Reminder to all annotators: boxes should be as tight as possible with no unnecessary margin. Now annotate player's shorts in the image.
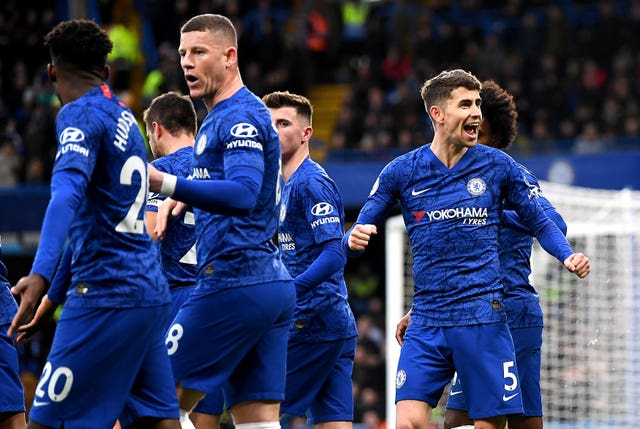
[511,326,543,417]
[168,280,296,409]
[0,323,25,413]
[169,285,225,416]
[446,326,542,418]
[281,337,357,424]
[29,305,178,429]
[395,322,523,419]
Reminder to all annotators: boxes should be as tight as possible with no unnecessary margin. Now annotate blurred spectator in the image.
[573,121,608,154]
[0,138,21,186]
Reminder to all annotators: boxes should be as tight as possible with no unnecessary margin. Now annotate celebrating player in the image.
[263,91,358,429]
[148,14,295,429]
[345,69,590,429]
[396,80,564,429]
[8,19,179,429]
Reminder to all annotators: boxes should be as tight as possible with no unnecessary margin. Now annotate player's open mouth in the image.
[464,123,479,137]
[185,75,198,84]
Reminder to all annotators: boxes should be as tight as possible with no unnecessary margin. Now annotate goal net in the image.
[385,181,640,428]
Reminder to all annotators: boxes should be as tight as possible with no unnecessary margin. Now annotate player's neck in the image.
[282,150,309,182]
[203,73,244,111]
[430,138,469,168]
[161,135,194,156]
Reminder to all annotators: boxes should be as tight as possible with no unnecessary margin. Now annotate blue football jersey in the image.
[356,144,572,327]
[0,238,18,325]
[50,85,169,308]
[147,147,197,288]
[190,87,290,289]
[499,165,556,329]
[278,157,357,341]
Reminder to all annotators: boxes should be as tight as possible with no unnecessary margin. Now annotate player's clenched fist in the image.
[563,252,590,278]
[347,224,377,251]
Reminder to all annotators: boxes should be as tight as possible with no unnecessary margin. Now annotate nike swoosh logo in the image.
[503,392,520,402]
[32,398,50,407]
[449,391,463,396]
[411,187,432,196]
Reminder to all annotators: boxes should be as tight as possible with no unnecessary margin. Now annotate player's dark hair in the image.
[44,19,113,73]
[143,92,197,136]
[262,91,313,125]
[480,80,518,150]
[181,14,237,47]
[420,69,481,110]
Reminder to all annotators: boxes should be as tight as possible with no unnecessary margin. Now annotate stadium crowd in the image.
[0,0,633,427]
[3,0,640,186]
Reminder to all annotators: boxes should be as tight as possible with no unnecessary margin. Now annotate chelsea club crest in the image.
[466,177,486,196]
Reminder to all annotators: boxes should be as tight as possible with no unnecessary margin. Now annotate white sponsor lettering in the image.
[56,143,90,159]
[191,168,211,179]
[424,207,488,222]
[225,140,263,151]
[310,216,340,228]
[279,232,294,242]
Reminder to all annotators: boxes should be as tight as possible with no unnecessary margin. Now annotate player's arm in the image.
[505,163,589,278]
[149,163,261,215]
[13,245,72,343]
[395,309,411,346]
[343,164,401,257]
[8,168,86,336]
[295,239,346,292]
[146,191,164,241]
[502,205,567,236]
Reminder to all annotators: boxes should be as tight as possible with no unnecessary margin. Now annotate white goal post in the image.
[385,181,640,428]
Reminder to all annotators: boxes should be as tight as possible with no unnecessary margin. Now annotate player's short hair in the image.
[480,80,518,150]
[262,91,313,126]
[181,14,237,47]
[143,92,197,137]
[44,19,113,73]
[420,69,481,111]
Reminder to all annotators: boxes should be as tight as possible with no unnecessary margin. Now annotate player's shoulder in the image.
[296,158,340,192]
[515,161,540,185]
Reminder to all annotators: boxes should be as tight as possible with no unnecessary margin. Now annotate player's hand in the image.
[563,253,590,278]
[7,274,47,337]
[395,311,411,346]
[148,164,163,193]
[13,295,57,343]
[348,224,377,251]
[154,198,187,239]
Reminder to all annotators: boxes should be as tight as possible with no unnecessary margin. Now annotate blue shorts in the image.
[281,337,357,424]
[170,285,224,415]
[446,326,542,418]
[511,326,542,417]
[0,323,25,413]
[30,306,178,429]
[168,281,296,409]
[396,322,523,419]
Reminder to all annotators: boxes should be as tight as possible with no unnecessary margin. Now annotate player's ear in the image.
[224,47,237,68]
[103,65,110,81]
[153,121,163,139]
[302,125,313,144]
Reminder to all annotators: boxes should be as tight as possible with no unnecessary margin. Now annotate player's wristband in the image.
[160,173,177,197]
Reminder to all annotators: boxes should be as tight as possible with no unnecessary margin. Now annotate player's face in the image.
[441,87,481,148]
[270,106,311,162]
[179,30,227,103]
